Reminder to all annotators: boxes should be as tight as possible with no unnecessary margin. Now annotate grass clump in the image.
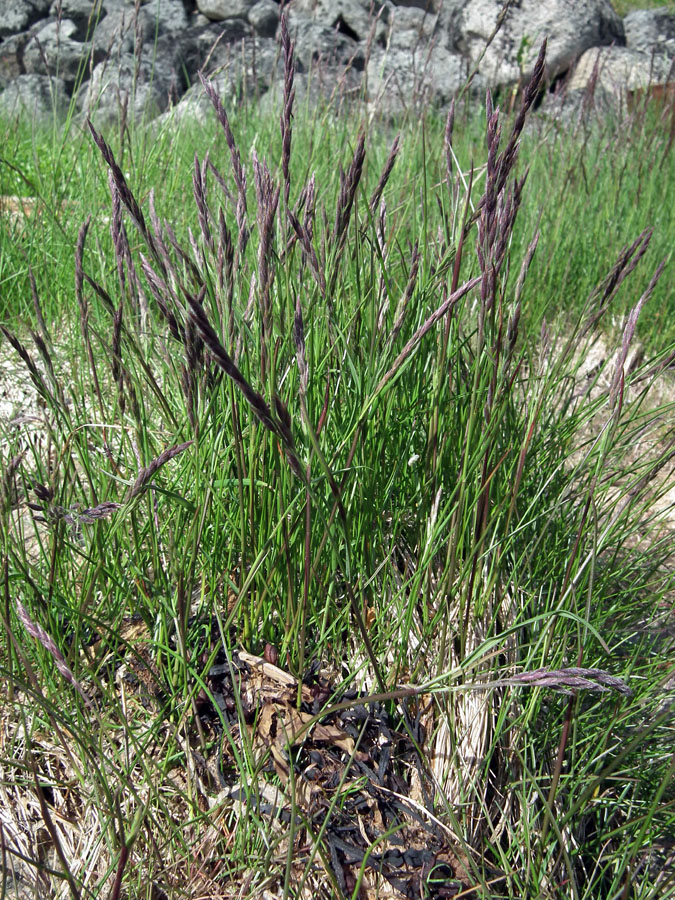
[513,96,675,350]
[612,1,675,15]
[1,21,674,900]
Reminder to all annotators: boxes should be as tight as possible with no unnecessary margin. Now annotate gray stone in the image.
[137,0,190,35]
[0,72,69,121]
[247,0,279,38]
[159,36,279,125]
[197,0,256,21]
[80,47,180,126]
[0,1,51,39]
[0,0,671,130]
[90,7,136,55]
[172,20,255,82]
[624,9,675,60]
[439,0,624,86]
[291,23,365,74]
[88,0,189,48]
[258,65,364,117]
[367,42,468,115]
[149,25,253,93]
[394,0,441,9]
[49,0,107,35]
[190,13,211,29]
[548,43,675,125]
[23,18,103,85]
[287,0,392,44]
[0,31,31,80]
[66,1,190,66]
[386,4,437,48]
[568,45,673,100]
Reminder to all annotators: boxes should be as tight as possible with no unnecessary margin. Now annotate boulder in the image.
[48,0,107,34]
[135,0,190,35]
[167,20,255,82]
[439,0,624,86]
[0,31,32,81]
[624,9,675,60]
[568,45,673,102]
[287,0,392,44]
[90,8,136,56]
[386,3,438,48]
[540,41,675,128]
[0,0,670,131]
[367,42,469,116]
[90,1,195,57]
[80,47,181,126]
[197,0,256,21]
[23,18,104,86]
[258,65,364,118]
[0,72,69,121]
[157,35,279,126]
[290,23,365,74]
[197,26,277,87]
[247,0,280,38]
[0,1,51,40]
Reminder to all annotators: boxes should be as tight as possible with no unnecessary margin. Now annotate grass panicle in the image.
[14,599,92,709]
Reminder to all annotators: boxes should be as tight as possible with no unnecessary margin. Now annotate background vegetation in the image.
[612,1,675,15]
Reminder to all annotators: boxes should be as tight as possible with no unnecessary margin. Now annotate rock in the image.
[180,22,268,88]
[386,4,438,48]
[0,0,51,40]
[88,0,189,54]
[155,35,279,126]
[0,72,69,122]
[90,8,136,56]
[0,31,32,81]
[544,42,675,128]
[257,65,364,117]
[367,42,469,116]
[290,23,365,74]
[248,0,279,39]
[287,0,392,44]
[190,13,212,29]
[81,48,180,126]
[173,20,255,80]
[48,0,107,34]
[568,45,673,105]
[23,18,104,86]
[135,0,190,35]
[624,9,675,59]
[145,21,257,94]
[439,0,624,86]
[197,0,256,22]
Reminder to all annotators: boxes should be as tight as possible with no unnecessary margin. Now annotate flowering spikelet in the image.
[193,152,215,255]
[369,133,400,215]
[88,119,159,259]
[126,441,193,501]
[16,600,92,709]
[501,666,632,696]
[199,73,249,257]
[280,13,295,208]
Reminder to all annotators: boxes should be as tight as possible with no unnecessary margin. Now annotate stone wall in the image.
[0,1,673,125]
